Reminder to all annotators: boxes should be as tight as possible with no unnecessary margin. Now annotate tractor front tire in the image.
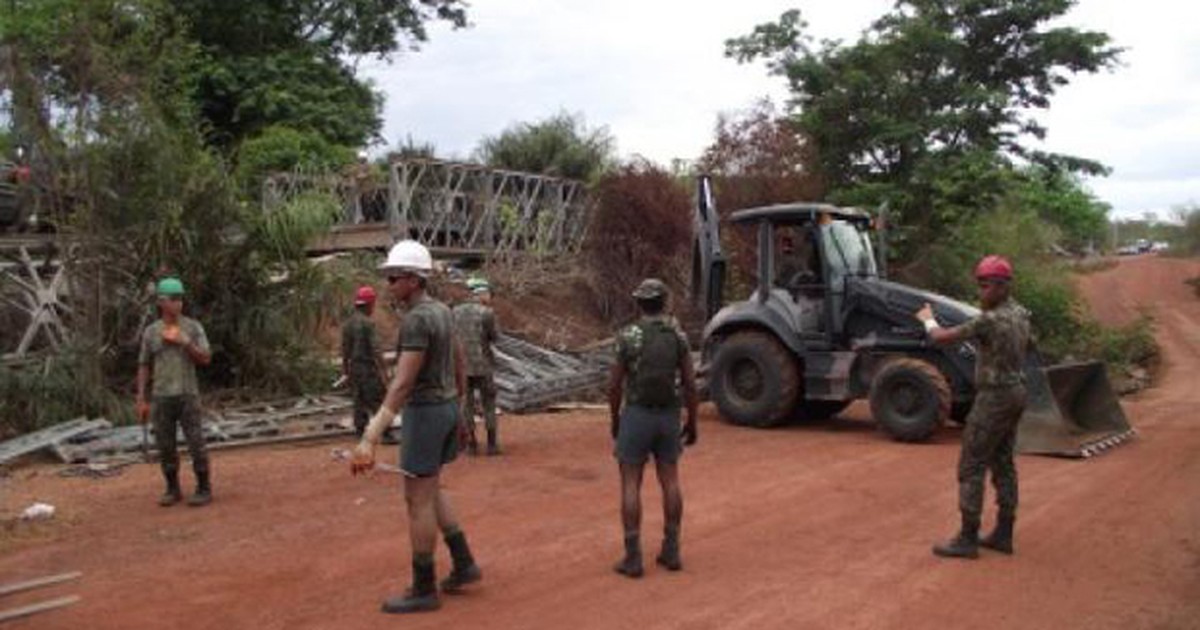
[869,358,951,442]
[710,331,799,428]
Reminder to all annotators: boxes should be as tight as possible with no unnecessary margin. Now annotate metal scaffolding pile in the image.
[0,339,614,465]
[494,334,611,413]
[0,396,353,465]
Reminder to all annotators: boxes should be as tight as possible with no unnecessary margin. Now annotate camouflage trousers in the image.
[958,385,1026,522]
[153,395,208,477]
[462,375,497,434]
[350,374,386,437]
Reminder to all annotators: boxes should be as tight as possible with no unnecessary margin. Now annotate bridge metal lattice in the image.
[0,239,72,362]
[264,158,592,256]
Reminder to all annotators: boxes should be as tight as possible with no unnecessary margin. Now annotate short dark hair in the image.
[637,296,665,315]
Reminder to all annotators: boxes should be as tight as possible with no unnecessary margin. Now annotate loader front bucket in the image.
[1016,360,1135,458]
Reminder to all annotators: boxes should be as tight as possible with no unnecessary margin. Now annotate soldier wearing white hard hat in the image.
[350,240,482,613]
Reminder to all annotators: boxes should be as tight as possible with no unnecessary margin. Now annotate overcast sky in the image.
[361,0,1199,220]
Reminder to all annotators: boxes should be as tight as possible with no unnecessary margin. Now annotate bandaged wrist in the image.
[363,405,398,445]
[923,318,939,333]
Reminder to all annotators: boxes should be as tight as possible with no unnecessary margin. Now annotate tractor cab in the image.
[729,204,878,342]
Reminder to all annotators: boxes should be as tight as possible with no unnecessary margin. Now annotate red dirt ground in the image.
[2,255,1199,629]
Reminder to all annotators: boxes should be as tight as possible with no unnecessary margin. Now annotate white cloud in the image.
[362,0,1198,217]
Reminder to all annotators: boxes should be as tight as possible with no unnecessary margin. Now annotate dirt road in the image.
[3,255,1199,629]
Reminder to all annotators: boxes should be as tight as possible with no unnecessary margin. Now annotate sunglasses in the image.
[387,273,416,284]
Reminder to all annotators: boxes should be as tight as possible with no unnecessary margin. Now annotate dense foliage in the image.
[476,112,616,183]
[726,0,1120,263]
[0,0,460,433]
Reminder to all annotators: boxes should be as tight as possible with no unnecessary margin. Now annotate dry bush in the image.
[697,101,826,298]
[584,160,693,323]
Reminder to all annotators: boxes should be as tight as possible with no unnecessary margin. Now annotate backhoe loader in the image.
[691,176,1133,457]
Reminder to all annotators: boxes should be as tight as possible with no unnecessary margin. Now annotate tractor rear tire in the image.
[710,331,799,428]
[869,358,951,442]
[795,400,852,422]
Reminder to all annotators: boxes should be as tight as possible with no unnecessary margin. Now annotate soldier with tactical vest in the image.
[917,255,1031,559]
[351,240,482,614]
[136,277,214,507]
[452,277,500,455]
[609,278,699,578]
[341,285,395,443]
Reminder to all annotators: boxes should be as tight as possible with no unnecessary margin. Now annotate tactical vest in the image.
[625,319,683,409]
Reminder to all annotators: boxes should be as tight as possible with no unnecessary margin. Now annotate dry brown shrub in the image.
[584,159,693,323]
[697,101,826,297]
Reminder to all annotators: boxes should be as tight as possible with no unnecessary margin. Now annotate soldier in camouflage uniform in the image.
[452,277,500,455]
[609,278,699,578]
[917,255,1031,558]
[341,285,394,443]
[136,277,214,507]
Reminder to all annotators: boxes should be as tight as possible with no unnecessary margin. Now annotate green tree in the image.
[0,0,360,430]
[726,1,1122,259]
[234,125,356,193]
[1014,166,1110,251]
[476,112,616,182]
[172,0,468,149]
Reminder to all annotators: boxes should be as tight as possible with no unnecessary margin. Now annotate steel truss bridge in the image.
[263,158,592,258]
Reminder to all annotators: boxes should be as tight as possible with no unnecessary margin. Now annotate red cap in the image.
[974,255,1013,281]
[354,285,377,305]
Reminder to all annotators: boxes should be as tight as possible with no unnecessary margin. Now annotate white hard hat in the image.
[380,240,433,275]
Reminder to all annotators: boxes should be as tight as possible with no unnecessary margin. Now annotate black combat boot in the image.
[656,527,682,571]
[932,515,980,559]
[187,468,212,507]
[439,529,482,593]
[613,534,644,578]
[979,514,1015,554]
[486,429,502,456]
[382,554,441,614]
[159,467,182,507]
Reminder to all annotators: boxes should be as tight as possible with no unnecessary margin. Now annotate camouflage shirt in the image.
[452,301,498,377]
[138,317,210,398]
[957,297,1031,388]
[397,295,458,404]
[341,312,384,385]
[617,315,689,408]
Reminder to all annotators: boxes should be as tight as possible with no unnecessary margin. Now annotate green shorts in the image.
[614,405,682,466]
[399,400,459,477]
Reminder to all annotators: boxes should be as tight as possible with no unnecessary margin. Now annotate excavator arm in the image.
[692,175,726,322]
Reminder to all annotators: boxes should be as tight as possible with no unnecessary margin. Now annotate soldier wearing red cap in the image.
[342,285,394,442]
[916,255,1031,559]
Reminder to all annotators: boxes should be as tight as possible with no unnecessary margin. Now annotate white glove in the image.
[363,405,398,445]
